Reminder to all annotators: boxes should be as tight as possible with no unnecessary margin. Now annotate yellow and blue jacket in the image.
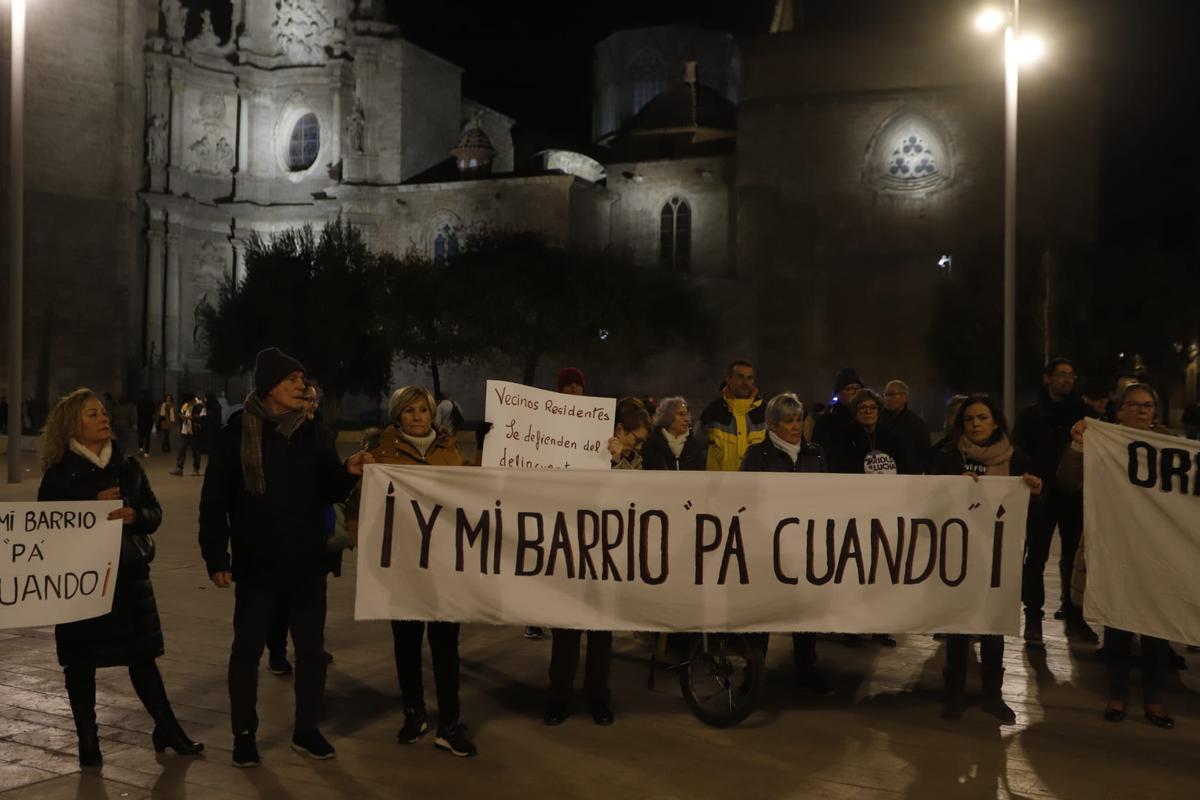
[700,389,766,471]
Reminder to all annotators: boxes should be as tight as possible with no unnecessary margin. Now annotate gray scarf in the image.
[241,392,306,495]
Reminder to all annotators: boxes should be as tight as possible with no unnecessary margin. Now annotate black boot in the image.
[981,667,1016,724]
[941,668,967,720]
[65,666,102,768]
[129,661,204,755]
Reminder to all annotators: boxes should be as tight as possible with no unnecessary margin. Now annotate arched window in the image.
[866,111,953,193]
[287,113,320,171]
[433,223,459,263]
[659,197,691,270]
[630,48,667,116]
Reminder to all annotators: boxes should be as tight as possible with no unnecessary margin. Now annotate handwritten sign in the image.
[482,380,616,471]
[356,465,1030,634]
[0,502,122,629]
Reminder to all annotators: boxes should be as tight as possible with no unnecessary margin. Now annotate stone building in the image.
[3,0,1110,421]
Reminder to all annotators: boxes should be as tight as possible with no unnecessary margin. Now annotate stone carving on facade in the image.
[161,0,186,46]
[347,98,366,154]
[274,0,343,63]
[188,10,224,54]
[185,92,234,175]
[147,115,168,166]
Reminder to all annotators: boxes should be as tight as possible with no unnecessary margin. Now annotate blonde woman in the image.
[38,389,202,768]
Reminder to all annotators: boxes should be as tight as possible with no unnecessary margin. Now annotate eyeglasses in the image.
[1051,372,1077,381]
[1121,401,1155,411]
[856,404,880,413]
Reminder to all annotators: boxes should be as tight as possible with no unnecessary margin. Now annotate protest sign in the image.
[0,501,123,629]
[355,465,1029,634]
[481,380,616,470]
[1082,420,1200,645]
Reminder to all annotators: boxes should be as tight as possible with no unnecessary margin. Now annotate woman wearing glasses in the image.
[1063,382,1176,729]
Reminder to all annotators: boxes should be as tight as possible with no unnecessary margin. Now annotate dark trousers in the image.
[160,429,171,452]
[754,632,818,672]
[945,634,1004,692]
[549,629,612,704]
[65,660,179,734]
[1104,627,1169,705]
[176,434,201,472]
[267,602,289,656]
[228,576,327,735]
[138,426,153,453]
[1022,494,1083,616]
[391,620,461,723]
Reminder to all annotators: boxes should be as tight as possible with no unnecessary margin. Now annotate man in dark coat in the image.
[881,379,931,475]
[1012,356,1093,645]
[199,347,371,767]
[810,367,862,455]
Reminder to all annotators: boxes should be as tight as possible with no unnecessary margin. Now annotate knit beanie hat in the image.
[833,367,863,393]
[254,347,306,398]
[556,367,587,393]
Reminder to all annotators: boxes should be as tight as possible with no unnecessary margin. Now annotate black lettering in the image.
[939,519,969,587]
[577,510,600,580]
[515,512,545,576]
[718,516,748,585]
[493,501,504,575]
[773,518,800,585]
[835,519,865,584]
[694,514,722,585]
[455,508,490,574]
[1160,448,1191,494]
[412,501,443,569]
[990,513,1006,588]
[806,520,835,585]
[546,512,576,578]
[638,511,669,585]
[79,571,99,595]
[1128,441,1156,487]
[626,504,636,581]
[869,518,905,584]
[905,518,938,584]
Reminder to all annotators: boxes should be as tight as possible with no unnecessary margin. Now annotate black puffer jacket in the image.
[38,442,164,668]
[199,411,355,585]
[641,427,707,471]
[739,437,828,473]
[829,424,908,475]
[1012,389,1088,495]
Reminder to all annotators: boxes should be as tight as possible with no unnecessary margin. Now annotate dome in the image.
[451,120,496,178]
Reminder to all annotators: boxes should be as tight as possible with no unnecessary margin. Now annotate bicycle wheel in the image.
[679,633,765,727]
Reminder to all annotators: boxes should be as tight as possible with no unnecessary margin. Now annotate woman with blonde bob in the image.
[348,385,476,757]
[38,389,202,768]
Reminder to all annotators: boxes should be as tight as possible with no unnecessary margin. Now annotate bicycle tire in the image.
[678,633,765,727]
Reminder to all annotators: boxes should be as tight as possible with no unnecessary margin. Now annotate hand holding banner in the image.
[481,380,616,471]
[0,501,123,629]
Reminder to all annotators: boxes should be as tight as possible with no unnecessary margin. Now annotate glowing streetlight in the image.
[974,0,1046,426]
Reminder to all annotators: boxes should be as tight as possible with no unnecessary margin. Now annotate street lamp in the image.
[975,1,1044,426]
[7,0,26,483]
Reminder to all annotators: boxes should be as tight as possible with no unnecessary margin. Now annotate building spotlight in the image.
[1016,34,1046,64]
[975,8,1006,33]
[937,254,953,273]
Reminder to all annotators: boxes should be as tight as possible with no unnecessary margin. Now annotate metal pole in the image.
[7,0,26,483]
[1002,16,1018,427]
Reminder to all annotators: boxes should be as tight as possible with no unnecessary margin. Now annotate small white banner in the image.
[1082,420,1200,645]
[355,465,1030,634]
[481,380,616,471]
[0,502,123,629]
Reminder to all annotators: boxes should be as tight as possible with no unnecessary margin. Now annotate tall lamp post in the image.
[7,0,26,483]
[976,3,1044,425]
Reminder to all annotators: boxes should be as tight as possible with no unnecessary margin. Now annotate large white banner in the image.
[0,502,123,629]
[1082,421,1200,645]
[355,465,1030,634]
[481,380,616,471]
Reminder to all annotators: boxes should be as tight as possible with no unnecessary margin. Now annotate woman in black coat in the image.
[929,393,1042,723]
[739,392,834,696]
[640,396,707,471]
[829,388,909,475]
[38,389,202,768]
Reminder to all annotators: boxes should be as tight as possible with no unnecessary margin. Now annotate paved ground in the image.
[2,447,1198,799]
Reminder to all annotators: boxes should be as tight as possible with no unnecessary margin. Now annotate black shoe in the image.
[1023,615,1044,647]
[1065,615,1099,644]
[543,700,568,726]
[1167,648,1187,671]
[982,695,1016,724]
[589,700,615,726]
[1053,604,1067,620]
[434,721,477,757]
[291,729,336,760]
[152,723,204,755]
[78,730,102,768]
[872,634,898,647]
[524,626,544,640]
[232,732,261,767]
[169,468,183,476]
[268,652,293,676]
[1144,709,1175,729]
[797,669,834,696]
[397,708,429,744]
[323,650,334,665]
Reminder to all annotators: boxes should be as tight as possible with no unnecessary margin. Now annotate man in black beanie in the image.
[200,346,372,767]
[810,367,863,454]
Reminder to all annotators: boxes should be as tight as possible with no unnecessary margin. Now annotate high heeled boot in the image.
[128,661,204,755]
[64,666,102,768]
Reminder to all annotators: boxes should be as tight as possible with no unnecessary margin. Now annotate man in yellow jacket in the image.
[700,360,766,471]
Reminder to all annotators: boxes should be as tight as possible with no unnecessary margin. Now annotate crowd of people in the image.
[32,347,1193,770]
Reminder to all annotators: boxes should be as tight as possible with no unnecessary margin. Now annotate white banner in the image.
[1082,420,1200,645]
[0,502,123,629]
[355,465,1030,634]
[481,380,616,471]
